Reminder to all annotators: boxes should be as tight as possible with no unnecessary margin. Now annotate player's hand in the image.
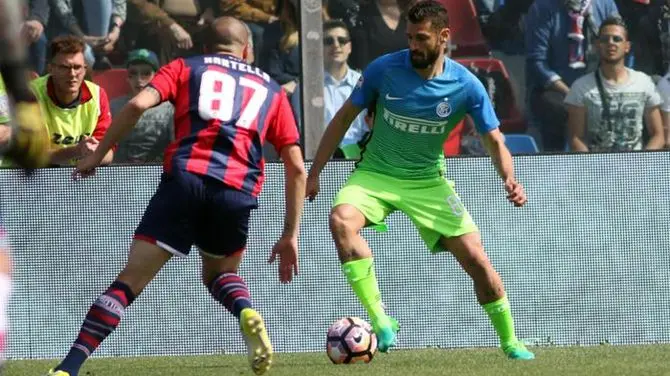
[268,235,299,283]
[5,101,50,171]
[504,178,526,207]
[305,173,320,202]
[72,149,103,180]
[76,136,99,157]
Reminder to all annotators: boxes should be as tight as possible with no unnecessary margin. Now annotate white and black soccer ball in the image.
[326,316,377,364]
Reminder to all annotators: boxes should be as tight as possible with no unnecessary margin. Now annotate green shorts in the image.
[333,169,479,252]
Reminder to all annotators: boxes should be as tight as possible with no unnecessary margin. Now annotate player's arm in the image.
[309,57,383,181]
[309,99,363,176]
[94,86,162,159]
[481,129,515,183]
[566,104,589,152]
[467,76,513,181]
[280,144,307,239]
[266,90,306,282]
[266,91,307,239]
[468,74,526,206]
[481,129,526,206]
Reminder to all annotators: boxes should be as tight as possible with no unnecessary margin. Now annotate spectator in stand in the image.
[215,0,278,69]
[33,36,114,166]
[633,0,670,79]
[111,49,174,164]
[565,17,665,152]
[349,0,409,71]
[22,0,51,75]
[525,0,619,151]
[322,20,369,159]
[264,0,303,132]
[126,0,213,65]
[47,0,127,70]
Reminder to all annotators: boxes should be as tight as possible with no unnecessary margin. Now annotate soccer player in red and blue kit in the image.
[48,17,306,376]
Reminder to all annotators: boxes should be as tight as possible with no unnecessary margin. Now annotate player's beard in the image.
[410,45,441,69]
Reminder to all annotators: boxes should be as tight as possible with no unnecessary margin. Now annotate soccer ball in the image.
[326,317,377,364]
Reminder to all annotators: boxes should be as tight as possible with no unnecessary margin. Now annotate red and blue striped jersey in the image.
[149,54,300,197]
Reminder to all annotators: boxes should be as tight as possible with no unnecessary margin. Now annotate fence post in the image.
[299,0,325,159]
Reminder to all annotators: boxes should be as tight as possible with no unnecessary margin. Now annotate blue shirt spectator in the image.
[525,0,619,92]
[324,69,369,148]
[322,19,370,159]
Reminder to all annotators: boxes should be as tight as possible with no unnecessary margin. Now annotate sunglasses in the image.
[323,36,350,46]
[598,35,625,43]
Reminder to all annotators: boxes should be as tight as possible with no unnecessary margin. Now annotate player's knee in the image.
[329,207,360,240]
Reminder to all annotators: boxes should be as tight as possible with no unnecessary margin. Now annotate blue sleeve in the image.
[349,56,386,109]
[524,1,559,88]
[467,75,500,134]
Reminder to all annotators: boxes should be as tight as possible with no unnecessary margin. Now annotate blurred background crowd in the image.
[1,0,669,167]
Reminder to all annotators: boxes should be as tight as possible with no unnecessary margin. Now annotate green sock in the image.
[341,258,388,326]
[482,295,518,347]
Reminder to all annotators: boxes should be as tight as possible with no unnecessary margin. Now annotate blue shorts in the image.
[134,170,258,258]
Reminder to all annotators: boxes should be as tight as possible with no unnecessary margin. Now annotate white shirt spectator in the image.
[324,68,369,147]
[565,68,662,151]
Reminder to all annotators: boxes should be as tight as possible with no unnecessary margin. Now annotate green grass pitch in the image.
[7,345,670,376]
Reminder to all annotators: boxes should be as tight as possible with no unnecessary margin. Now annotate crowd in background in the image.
[1,0,670,167]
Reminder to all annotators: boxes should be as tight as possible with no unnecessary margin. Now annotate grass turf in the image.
[7,345,670,376]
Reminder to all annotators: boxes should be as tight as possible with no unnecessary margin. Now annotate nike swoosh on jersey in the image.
[385,93,403,100]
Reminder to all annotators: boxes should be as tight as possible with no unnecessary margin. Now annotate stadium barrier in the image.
[2,152,669,359]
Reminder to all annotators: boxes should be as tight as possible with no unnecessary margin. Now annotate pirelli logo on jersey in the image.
[382,108,446,135]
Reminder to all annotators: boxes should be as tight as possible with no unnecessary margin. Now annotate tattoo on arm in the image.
[143,86,162,108]
[145,86,161,101]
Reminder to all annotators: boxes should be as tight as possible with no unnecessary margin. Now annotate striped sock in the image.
[209,273,252,318]
[56,281,135,376]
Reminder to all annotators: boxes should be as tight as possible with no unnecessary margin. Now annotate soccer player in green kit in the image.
[306,0,534,360]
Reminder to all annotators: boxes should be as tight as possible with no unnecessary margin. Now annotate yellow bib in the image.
[0,75,10,124]
[31,75,101,149]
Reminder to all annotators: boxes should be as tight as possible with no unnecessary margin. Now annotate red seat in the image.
[455,57,526,133]
[92,69,131,100]
[438,0,490,57]
[443,119,465,156]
